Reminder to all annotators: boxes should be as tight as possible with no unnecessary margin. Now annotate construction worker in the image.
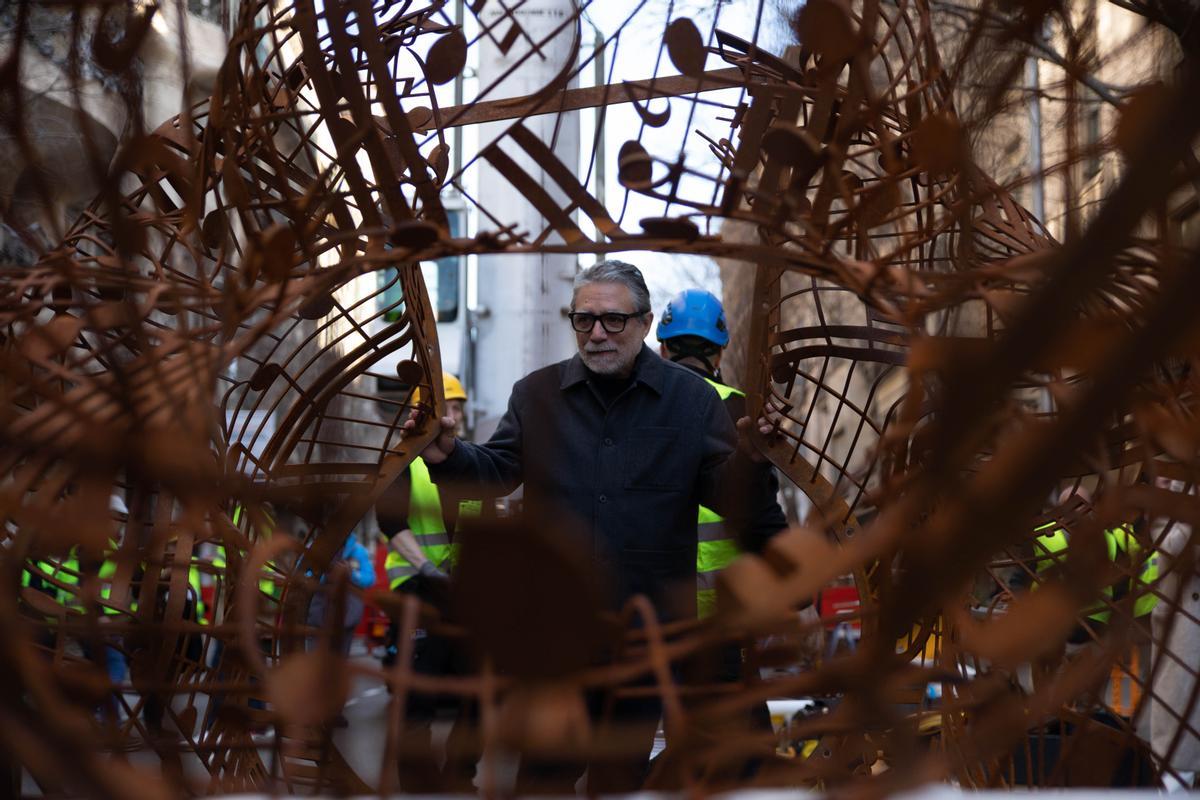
[376,371,478,792]
[379,371,474,596]
[28,493,135,720]
[655,288,786,784]
[305,530,375,660]
[657,288,787,617]
[1033,517,1160,629]
[200,502,282,733]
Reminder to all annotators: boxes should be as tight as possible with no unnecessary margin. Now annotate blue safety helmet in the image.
[655,288,729,347]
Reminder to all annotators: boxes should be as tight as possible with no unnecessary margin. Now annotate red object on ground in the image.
[817,585,861,630]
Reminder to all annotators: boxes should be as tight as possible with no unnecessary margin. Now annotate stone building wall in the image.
[1,0,227,262]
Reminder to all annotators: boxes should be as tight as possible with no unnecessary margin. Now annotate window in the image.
[378,207,465,323]
[1084,105,1102,180]
[434,208,465,323]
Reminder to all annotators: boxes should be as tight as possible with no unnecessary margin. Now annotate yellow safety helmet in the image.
[413,371,468,403]
[443,372,468,402]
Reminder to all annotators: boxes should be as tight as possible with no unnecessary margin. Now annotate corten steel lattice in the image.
[2,0,1200,794]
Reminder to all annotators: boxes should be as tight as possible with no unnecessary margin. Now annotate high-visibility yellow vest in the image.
[1033,521,1159,621]
[697,378,746,618]
[98,555,125,615]
[97,545,199,619]
[385,458,477,590]
[22,554,81,611]
[227,506,287,602]
[214,545,282,604]
[187,564,206,623]
[231,505,275,536]
[28,545,140,617]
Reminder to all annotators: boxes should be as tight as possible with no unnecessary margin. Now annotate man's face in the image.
[446,398,466,435]
[573,282,652,377]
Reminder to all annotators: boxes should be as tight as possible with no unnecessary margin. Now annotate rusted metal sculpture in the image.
[2,0,1199,794]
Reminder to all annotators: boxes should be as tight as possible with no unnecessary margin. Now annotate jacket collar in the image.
[560,345,665,395]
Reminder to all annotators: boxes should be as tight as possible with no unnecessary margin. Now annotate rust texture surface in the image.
[1,0,1199,794]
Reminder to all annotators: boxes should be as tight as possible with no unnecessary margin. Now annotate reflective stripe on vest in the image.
[230,506,280,600]
[95,534,141,615]
[214,545,284,601]
[695,378,747,618]
[385,532,455,589]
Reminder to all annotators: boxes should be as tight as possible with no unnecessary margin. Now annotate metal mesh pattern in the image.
[1,0,1199,793]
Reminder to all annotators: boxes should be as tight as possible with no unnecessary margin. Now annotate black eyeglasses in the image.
[568,310,649,334]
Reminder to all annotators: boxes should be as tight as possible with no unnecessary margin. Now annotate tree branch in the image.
[929,0,1138,104]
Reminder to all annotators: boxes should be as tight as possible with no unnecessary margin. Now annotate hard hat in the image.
[656,288,729,347]
[442,372,467,402]
[413,371,468,403]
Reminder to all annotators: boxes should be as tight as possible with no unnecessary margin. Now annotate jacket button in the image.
[599,494,608,503]
[603,438,613,446]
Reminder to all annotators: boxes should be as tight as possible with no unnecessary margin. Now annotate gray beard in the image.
[580,349,635,377]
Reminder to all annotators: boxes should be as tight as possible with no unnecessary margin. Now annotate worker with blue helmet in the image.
[656,286,785,615]
[655,288,730,378]
[656,286,785,777]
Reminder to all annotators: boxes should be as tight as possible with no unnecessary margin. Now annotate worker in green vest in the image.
[1033,517,1160,627]
[200,503,281,729]
[655,288,787,782]
[379,372,475,593]
[22,553,81,609]
[375,371,479,792]
[656,288,787,618]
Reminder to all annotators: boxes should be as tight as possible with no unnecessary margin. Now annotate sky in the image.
[579,0,796,322]
[407,0,800,334]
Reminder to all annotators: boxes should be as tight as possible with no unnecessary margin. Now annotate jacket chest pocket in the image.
[622,427,684,491]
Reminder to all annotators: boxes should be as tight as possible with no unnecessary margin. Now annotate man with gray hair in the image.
[404,259,783,791]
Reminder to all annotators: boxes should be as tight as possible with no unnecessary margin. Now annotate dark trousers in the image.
[516,688,662,795]
[391,626,479,792]
[649,640,773,788]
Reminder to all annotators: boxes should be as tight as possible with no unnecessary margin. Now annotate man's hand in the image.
[736,399,784,464]
[402,409,458,465]
[388,528,427,567]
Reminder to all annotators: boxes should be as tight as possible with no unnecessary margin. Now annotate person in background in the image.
[375,372,479,791]
[656,287,787,617]
[379,372,473,600]
[655,288,787,783]
[305,532,375,658]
